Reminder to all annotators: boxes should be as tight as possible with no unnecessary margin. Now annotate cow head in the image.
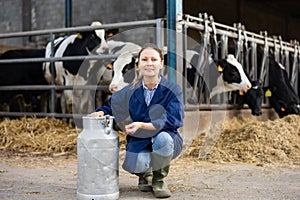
[265,87,300,118]
[109,52,138,93]
[210,54,252,98]
[239,81,263,116]
[266,57,300,118]
[217,55,252,91]
[87,21,109,54]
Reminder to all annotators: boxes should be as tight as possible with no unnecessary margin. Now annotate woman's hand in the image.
[90,111,104,117]
[125,122,157,134]
[125,122,143,134]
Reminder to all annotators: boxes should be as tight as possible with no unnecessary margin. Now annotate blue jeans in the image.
[122,131,182,173]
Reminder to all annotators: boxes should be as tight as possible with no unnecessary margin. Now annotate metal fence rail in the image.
[0,19,164,119]
[182,13,299,110]
[0,15,299,118]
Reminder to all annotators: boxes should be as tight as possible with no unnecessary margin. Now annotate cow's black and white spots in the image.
[105,40,142,55]
[236,81,264,116]
[43,21,108,114]
[108,51,138,93]
[104,40,142,94]
[265,55,300,118]
[74,40,142,115]
[208,54,252,98]
[107,50,252,101]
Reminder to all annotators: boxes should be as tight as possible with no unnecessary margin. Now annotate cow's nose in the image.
[99,46,109,54]
[96,46,109,54]
[244,84,252,91]
[109,84,118,93]
[102,46,109,54]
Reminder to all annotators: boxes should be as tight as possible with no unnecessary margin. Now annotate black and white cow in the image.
[104,40,142,55]
[74,40,142,115]
[264,55,300,118]
[208,54,252,98]
[43,21,109,114]
[236,80,264,116]
[108,50,252,100]
[97,40,142,100]
[0,48,48,112]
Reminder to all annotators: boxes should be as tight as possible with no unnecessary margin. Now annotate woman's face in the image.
[138,48,163,78]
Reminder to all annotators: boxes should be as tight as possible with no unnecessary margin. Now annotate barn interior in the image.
[0,2,299,199]
[0,0,299,117]
[155,0,300,43]
[1,0,300,50]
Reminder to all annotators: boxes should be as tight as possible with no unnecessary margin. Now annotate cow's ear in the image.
[215,59,225,72]
[77,33,83,39]
[78,31,92,39]
[105,28,119,38]
[107,63,113,69]
[217,65,223,72]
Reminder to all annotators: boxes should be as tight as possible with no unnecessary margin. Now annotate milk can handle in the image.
[102,115,111,134]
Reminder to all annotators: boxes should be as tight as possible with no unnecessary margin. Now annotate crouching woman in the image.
[91,43,184,198]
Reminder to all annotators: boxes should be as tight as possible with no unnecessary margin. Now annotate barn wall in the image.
[239,1,287,37]
[0,0,157,49]
[184,0,238,24]
[1,0,299,49]
[72,0,155,25]
[288,20,300,42]
[0,0,24,47]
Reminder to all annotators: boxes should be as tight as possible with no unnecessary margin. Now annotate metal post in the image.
[65,0,72,28]
[291,42,298,89]
[155,19,164,49]
[182,21,188,104]
[50,33,56,113]
[166,0,182,83]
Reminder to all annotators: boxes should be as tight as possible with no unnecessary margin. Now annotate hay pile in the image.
[184,115,300,166]
[1,115,300,167]
[0,117,79,155]
[0,117,127,155]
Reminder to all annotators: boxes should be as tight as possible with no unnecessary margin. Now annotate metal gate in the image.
[181,13,299,111]
[0,15,299,118]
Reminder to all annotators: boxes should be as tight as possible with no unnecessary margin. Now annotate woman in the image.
[92,43,184,198]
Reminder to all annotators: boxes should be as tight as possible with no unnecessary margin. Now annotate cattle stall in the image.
[181,13,300,114]
[0,19,165,120]
[0,15,299,120]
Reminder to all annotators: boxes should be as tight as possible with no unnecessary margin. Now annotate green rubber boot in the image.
[151,153,173,198]
[152,165,171,198]
[137,168,153,192]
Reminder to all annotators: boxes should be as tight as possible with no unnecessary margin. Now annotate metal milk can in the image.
[77,115,119,200]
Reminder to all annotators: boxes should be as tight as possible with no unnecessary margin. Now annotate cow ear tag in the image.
[217,65,223,72]
[107,63,113,69]
[107,32,114,38]
[77,33,83,39]
[281,107,286,111]
[239,90,244,96]
[265,89,272,97]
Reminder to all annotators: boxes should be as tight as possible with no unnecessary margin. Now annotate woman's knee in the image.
[122,150,151,173]
[152,132,174,156]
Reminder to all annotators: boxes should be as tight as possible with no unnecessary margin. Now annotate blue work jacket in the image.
[95,76,184,155]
